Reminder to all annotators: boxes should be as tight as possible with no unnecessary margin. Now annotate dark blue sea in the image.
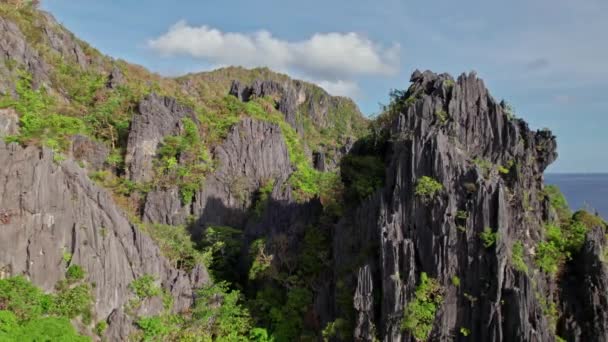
[545,173,608,219]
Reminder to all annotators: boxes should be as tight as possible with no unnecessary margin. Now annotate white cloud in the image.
[147,21,400,98]
[315,80,360,98]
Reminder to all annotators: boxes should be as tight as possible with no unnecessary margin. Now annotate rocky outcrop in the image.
[143,117,294,230]
[0,108,19,137]
[230,79,302,132]
[559,227,608,341]
[125,93,193,183]
[333,70,558,341]
[0,16,50,94]
[70,134,109,170]
[0,142,208,338]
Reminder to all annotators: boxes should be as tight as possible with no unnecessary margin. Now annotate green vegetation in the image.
[0,273,92,341]
[473,158,493,178]
[143,224,206,272]
[480,227,498,248]
[155,117,212,204]
[248,238,272,280]
[66,265,85,282]
[512,241,528,274]
[535,216,600,276]
[460,327,471,337]
[415,176,443,201]
[3,72,86,151]
[435,109,449,125]
[451,276,461,287]
[94,321,108,337]
[252,179,275,217]
[130,275,161,300]
[543,185,571,223]
[401,272,443,340]
[200,226,243,283]
[341,154,385,203]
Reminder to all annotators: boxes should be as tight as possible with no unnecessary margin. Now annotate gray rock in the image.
[125,93,192,183]
[0,142,208,337]
[70,134,109,170]
[559,227,608,341]
[0,16,51,93]
[107,66,125,89]
[0,108,19,137]
[333,70,558,341]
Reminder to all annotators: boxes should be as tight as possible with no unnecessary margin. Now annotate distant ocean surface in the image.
[545,173,608,219]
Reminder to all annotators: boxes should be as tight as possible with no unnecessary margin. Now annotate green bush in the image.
[155,117,212,204]
[512,241,528,273]
[415,176,443,201]
[0,276,91,341]
[4,72,86,151]
[0,314,90,342]
[51,283,92,321]
[200,226,243,283]
[435,109,448,125]
[341,155,385,203]
[543,185,571,223]
[480,227,498,248]
[136,316,171,341]
[248,238,272,281]
[193,282,252,339]
[66,265,85,282]
[451,276,460,287]
[94,321,108,337]
[144,224,206,272]
[401,272,443,340]
[129,275,161,299]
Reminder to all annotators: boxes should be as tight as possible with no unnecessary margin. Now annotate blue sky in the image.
[42,0,607,173]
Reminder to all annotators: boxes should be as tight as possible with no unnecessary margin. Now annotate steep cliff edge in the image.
[331,70,608,342]
[1,3,608,342]
[0,141,207,339]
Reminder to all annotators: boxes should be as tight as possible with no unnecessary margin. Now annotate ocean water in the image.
[545,173,608,219]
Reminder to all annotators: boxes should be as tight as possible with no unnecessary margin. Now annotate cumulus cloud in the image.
[147,21,400,97]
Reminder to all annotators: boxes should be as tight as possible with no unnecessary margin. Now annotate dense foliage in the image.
[401,272,443,340]
[0,269,93,341]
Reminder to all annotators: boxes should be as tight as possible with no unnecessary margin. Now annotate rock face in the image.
[0,142,208,338]
[143,117,294,230]
[230,79,302,132]
[559,227,608,341]
[333,70,559,341]
[0,16,50,94]
[125,93,193,183]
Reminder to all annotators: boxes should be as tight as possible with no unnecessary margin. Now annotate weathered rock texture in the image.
[143,116,294,230]
[125,93,192,182]
[559,226,608,342]
[0,142,208,339]
[333,70,560,341]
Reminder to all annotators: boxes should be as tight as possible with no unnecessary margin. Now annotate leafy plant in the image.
[415,176,443,201]
[341,154,385,203]
[4,72,86,151]
[512,241,528,273]
[249,238,273,280]
[66,265,85,282]
[451,276,461,287]
[435,109,449,125]
[401,272,443,340]
[129,275,161,299]
[95,321,108,337]
[480,227,498,248]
